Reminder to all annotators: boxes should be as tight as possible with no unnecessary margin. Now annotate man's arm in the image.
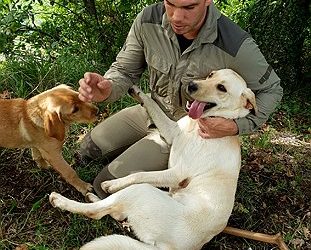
[104,11,146,103]
[231,37,283,135]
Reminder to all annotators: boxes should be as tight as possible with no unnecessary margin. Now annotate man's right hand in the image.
[78,72,112,102]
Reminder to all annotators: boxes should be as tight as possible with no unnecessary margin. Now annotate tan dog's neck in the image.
[26,97,46,128]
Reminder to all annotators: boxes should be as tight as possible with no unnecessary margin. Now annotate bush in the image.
[247,0,310,89]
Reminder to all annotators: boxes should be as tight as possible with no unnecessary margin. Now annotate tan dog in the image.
[50,69,257,249]
[0,84,98,195]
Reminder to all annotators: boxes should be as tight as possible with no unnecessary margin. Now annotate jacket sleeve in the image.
[231,37,283,135]
[104,11,146,103]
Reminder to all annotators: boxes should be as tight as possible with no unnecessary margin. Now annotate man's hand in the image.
[198,117,239,139]
[78,72,112,102]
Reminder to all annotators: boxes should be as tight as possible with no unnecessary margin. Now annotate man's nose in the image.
[172,8,184,22]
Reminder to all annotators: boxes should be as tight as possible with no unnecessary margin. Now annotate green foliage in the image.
[215,0,254,28]
[247,0,310,88]
[0,0,156,67]
[216,0,310,89]
[0,51,106,97]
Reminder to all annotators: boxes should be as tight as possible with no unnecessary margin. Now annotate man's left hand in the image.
[198,117,239,139]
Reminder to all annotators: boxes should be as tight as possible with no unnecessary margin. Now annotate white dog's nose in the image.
[187,81,198,94]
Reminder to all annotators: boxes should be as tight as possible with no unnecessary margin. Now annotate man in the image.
[78,0,283,198]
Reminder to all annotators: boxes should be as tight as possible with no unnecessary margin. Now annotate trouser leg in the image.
[94,131,169,198]
[79,104,170,198]
[80,104,149,162]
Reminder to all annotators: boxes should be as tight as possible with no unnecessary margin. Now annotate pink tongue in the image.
[188,100,206,119]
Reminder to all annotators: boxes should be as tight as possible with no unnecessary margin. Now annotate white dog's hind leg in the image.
[80,235,159,250]
[49,192,124,220]
[50,184,187,249]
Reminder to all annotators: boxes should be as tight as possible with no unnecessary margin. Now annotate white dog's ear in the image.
[242,88,258,115]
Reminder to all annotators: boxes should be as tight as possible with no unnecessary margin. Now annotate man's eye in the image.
[166,0,173,6]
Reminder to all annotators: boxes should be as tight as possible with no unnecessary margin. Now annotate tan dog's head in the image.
[186,69,257,119]
[35,85,98,141]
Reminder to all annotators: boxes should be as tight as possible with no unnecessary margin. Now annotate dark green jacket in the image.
[105,2,283,134]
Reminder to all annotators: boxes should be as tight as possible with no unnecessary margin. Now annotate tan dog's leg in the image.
[39,148,92,195]
[31,148,50,168]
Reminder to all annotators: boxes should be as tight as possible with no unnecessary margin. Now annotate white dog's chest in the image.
[169,120,241,177]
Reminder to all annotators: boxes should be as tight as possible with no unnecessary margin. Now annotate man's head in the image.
[164,0,212,39]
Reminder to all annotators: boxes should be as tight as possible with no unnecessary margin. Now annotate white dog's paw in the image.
[101,179,124,193]
[130,85,142,95]
[128,85,144,104]
[49,192,67,209]
[85,192,101,203]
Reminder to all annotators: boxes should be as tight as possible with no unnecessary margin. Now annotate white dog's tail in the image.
[80,234,159,250]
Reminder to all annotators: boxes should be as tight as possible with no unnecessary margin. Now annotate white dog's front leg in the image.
[131,86,179,145]
[102,168,180,193]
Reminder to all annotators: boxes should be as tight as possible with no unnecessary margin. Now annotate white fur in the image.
[50,69,257,249]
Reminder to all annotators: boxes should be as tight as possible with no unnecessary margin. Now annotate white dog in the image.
[50,69,257,249]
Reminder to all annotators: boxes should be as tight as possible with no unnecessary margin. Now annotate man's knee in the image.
[93,166,115,199]
[79,132,102,159]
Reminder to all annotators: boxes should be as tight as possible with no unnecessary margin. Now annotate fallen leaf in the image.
[303,227,310,239]
[291,238,305,248]
[0,90,11,99]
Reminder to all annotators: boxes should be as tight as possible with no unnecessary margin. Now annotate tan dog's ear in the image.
[44,111,65,141]
[242,88,258,115]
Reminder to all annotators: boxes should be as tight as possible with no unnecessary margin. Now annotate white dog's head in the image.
[186,69,257,119]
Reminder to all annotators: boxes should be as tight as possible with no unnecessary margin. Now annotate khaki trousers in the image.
[90,104,170,197]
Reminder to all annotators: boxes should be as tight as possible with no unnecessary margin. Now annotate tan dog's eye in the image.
[217,84,227,92]
[72,105,79,113]
[208,72,214,78]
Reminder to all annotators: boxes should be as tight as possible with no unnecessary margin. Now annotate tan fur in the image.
[0,84,98,195]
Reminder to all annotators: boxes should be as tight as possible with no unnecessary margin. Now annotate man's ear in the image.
[205,0,213,7]
[44,111,65,141]
[242,88,258,115]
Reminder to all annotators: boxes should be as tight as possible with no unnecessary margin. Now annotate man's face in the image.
[164,0,212,39]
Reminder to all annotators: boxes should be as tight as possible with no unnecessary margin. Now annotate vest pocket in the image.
[146,52,172,96]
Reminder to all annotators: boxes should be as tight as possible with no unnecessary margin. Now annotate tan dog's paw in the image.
[101,179,123,194]
[74,180,93,196]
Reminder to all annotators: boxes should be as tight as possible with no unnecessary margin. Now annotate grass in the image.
[0,57,310,249]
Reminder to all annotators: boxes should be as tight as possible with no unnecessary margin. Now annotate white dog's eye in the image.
[217,84,227,92]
